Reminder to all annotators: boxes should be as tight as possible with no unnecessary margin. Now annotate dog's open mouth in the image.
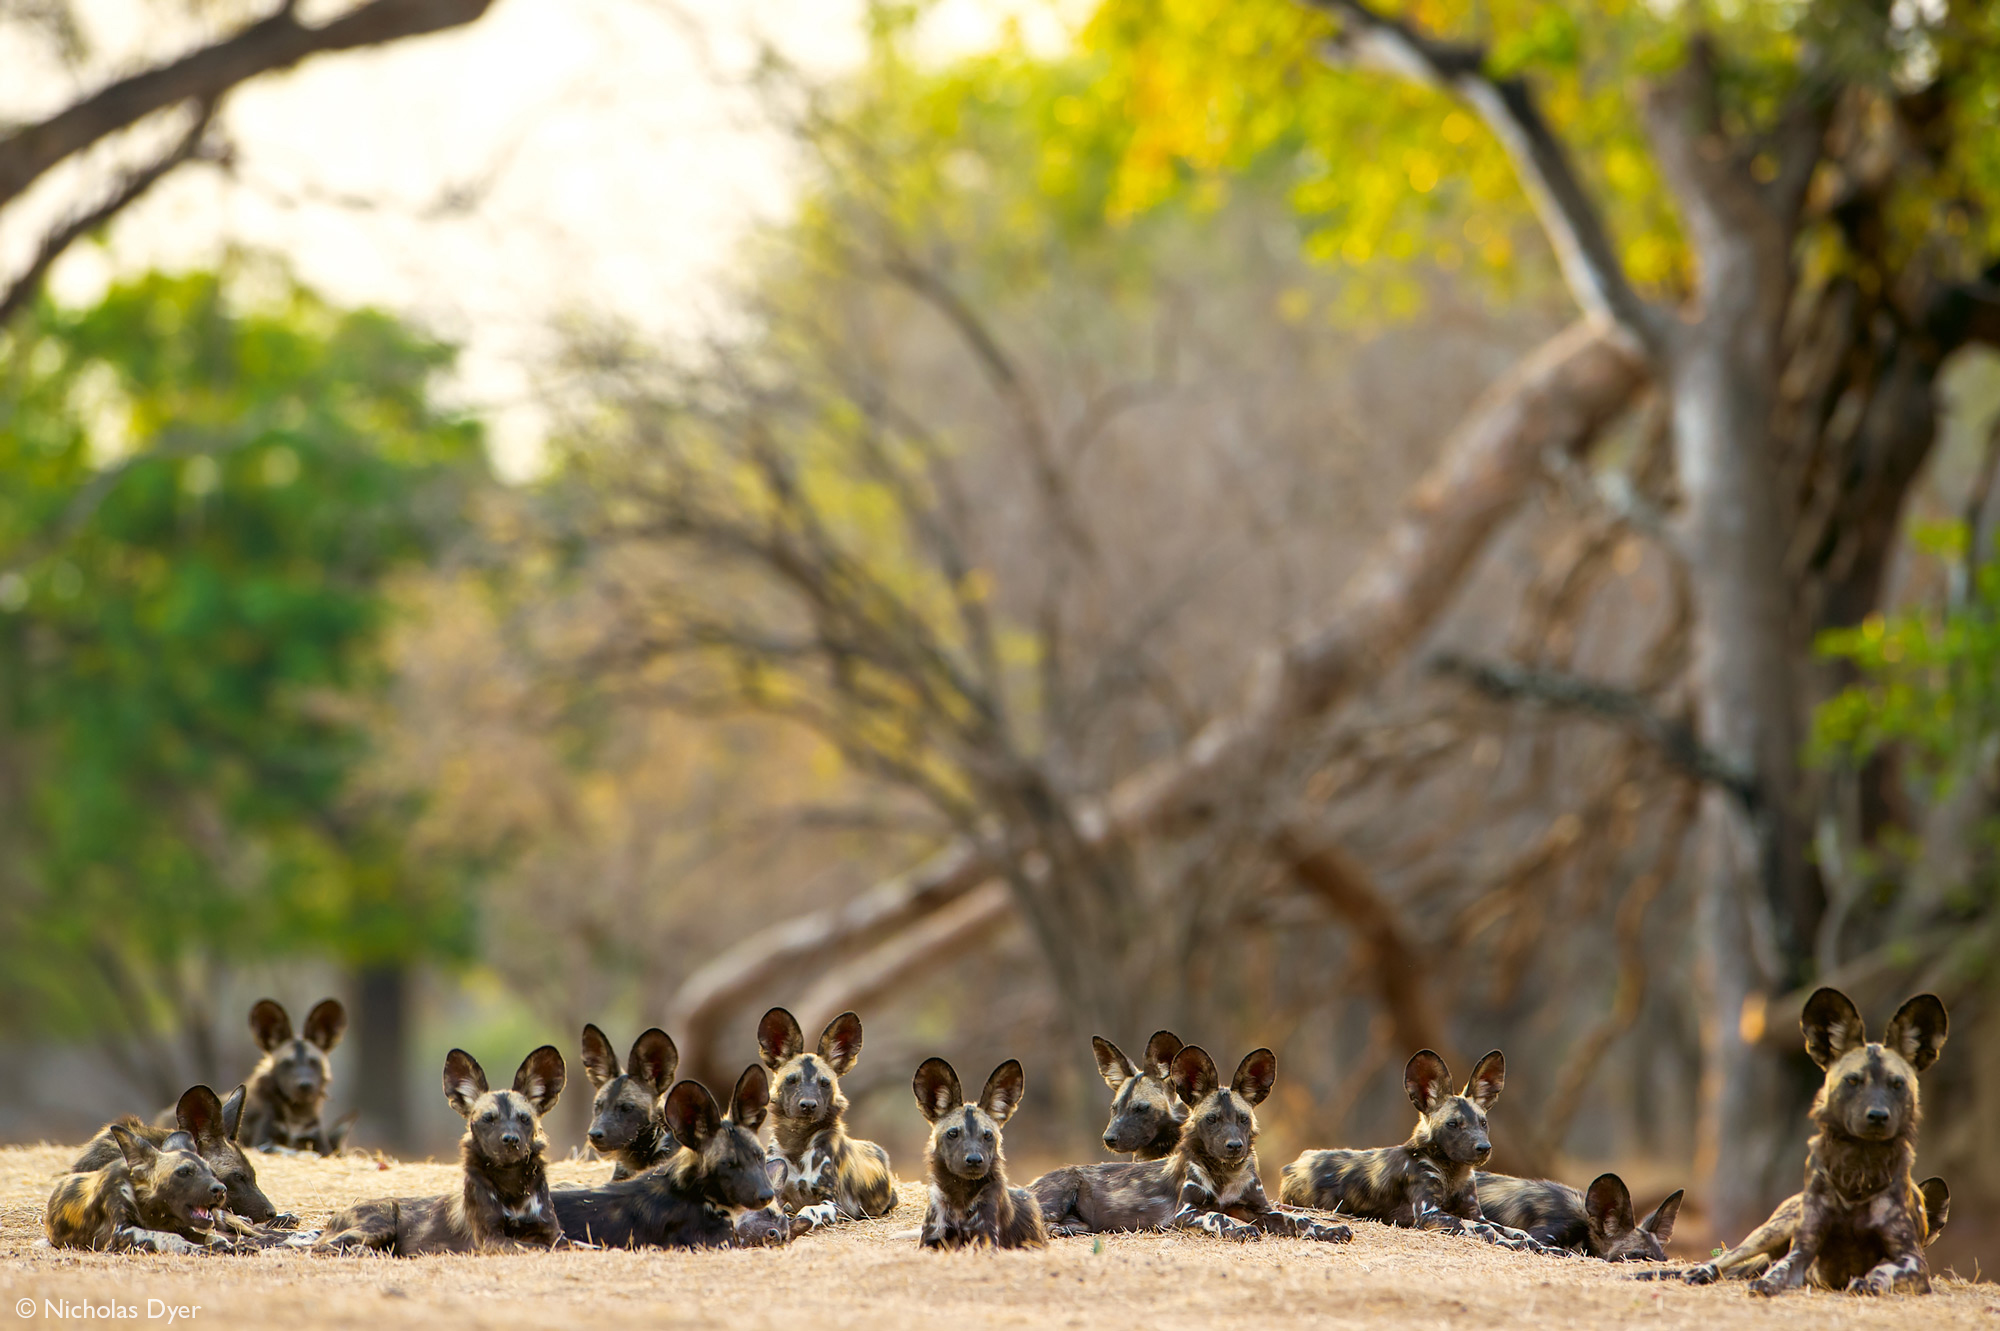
[185,1206,215,1229]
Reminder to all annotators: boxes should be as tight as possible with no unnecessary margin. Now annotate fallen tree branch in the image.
[665,320,1647,1066]
[792,880,1015,1036]
[1429,652,1758,807]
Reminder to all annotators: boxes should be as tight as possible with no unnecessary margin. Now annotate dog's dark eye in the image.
[481,1112,498,1123]
[1845,1074,1864,1087]
[1448,1118,1461,1129]
[983,1130,994,1142]
[1890,1077,1906,1091]
[176,1165,194,1177]
[945,1127,960,1139]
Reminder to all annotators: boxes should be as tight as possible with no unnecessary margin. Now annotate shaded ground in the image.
[0,1145,1989,1330]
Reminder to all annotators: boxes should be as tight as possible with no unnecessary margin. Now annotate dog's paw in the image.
[1680,1262,1719,1286]
[1746,1275,1783,1298]
[269,1212,300,1230]
[1307,1222,1353,1244]
[795,1202,841,1230]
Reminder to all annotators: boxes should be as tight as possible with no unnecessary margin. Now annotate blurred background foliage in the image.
[2,0,2000,1274]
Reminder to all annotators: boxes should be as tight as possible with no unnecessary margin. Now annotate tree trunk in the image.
[351,963,411,1153]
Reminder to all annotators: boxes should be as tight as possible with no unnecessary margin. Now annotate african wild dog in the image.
[913,1057,1046,1250]
[315,1046,566,1255]
[1280,1049,1548,1251]
[554,1066,789,1249]
[757,1006,895,1224]
[580,1023,680,1180]
[1031,1046,1352,1244]
[73,1084,283,1224]
[241,997,352,1154]
[1677,989,1949,1296]
[1474,1170,1680,1260]
[1093,1031,1186,1161]
[47,1125,232,1253]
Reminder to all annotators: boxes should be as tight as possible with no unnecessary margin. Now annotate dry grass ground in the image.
[0,1144,1990,1330]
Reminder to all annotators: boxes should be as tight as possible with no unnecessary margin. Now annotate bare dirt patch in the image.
[0,1145,1988,1330]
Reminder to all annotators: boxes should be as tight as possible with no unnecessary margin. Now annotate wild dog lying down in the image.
[241,998,353,1155]
[74,1084,284,1225]
[48,1125,234,1253]
[1280,1049,1549,1252]
[1474,1171,1680,1260]
[316,1047,566,1255]
[757,1007,895,1225]
[555,1067,788,1249]
[580,1023,680,1180]
[1093,1032,1187,1161]
[1683,989,1949,1296]
[1032,1046,1352,1244]
[913,1057,1045,1250]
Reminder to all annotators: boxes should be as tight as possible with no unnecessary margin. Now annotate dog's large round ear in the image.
[1143,1031,1184,1080]
[1230,1049,1277,1107]
[1884,993,1948,1073]
[303,999,347,1053]
[219,1084,248,1143]
[630,1029,680,1096]
[757,1008,805,1070]
[107,1122,157,1170]
[663,1080,721,1149]
[979,1060,1027,1125]
[1917,1177,1950,1244]
[176,1085,225,1148]
[913,1058,963,1123]
[249,999,292,1052]
[1584,1173,1636,1240]
[161,1130,198,1156]
[1169,1045,1219,1106]
[817,1012,864,1076]
[730,1064,770,1131]
[1801,988,1867,1069]
[580,1023,620,1090]
[1463,1050,1505,1112]
[442,1049,489,1117]
[1092,1037,1135,1091]
[512,1046,567,1116]
[1640,1189,1684,1242]
[1403,1050,1451,1116]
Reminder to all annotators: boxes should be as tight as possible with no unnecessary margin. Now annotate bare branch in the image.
[0,99,219,329]
[1305,0,1662,352]
[0,0,495,211]
[1429,651,1757,806]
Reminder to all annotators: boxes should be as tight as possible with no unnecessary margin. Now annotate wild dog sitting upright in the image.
[240,998,352,1154]
[1475,1171,1681,1260]
[316,1047,566,1255]
[580,1023,680,1180]
[1093,1032,1186,1161]
[73,1084,282,1224]
[555,1067,787,1249]
[913,1057,1046,1250]
[757,1007,895,1224]
[1686,989,1949,1296]
[1032,1046,1352,1244]
[47,1125,231,1253]
[1280,1049,1546,1251]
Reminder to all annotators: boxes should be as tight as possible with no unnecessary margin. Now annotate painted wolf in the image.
[1031,1046,1352,1244]
[913,1056,1046,1250]
[554,1067,788,1249]
[1092,1031,1186,1160]
[1474,1170,1680,1259]
[757,1006,895,1224]
[240,997,352,1154]
[1686,989,1949,1295]
[47,1125,232,1253]
[315,1046,566,1255]
[73,1083,281,1224]
[1280,1049,1548,1251]
[580,1023,680,1180]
